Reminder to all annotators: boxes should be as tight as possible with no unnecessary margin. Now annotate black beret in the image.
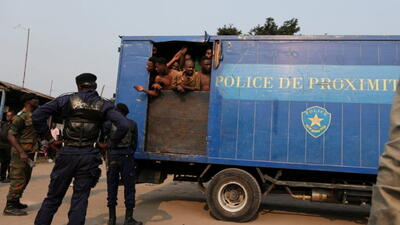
[20,93,38,103]
[116,103,129,115]
[75,73,97,86]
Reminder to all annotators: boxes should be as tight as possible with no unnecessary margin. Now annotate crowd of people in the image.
[134,47,212,96]
[0,46,214,224]
[0,73,142,225]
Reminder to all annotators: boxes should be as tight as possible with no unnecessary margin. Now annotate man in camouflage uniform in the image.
[369,89,400,225]
[3,93,39,216]
[0,111,15,182]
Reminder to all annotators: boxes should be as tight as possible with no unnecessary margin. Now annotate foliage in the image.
[217,18,300,36]
[217,24,242,35]
[249,17,300,35]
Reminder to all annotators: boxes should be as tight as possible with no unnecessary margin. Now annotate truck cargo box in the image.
[116,35,400,175]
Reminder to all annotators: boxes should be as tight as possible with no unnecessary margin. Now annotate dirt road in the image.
[0,162,369,225]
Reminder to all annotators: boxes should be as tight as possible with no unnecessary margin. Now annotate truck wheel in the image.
[206,168,261,222]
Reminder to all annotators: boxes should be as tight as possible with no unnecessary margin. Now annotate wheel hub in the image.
[217,182,248,212]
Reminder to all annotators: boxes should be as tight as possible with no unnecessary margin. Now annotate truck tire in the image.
[206,168,261,222]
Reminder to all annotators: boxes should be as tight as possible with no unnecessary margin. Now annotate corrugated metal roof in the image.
[0,80,54,100]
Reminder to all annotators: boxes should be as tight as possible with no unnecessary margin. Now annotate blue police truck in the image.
[115,35,400,222]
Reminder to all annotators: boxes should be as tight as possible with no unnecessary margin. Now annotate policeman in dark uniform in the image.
[32,73,129,225]
[103,103,141,225]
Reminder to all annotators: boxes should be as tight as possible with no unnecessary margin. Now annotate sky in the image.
[0,0,400,98]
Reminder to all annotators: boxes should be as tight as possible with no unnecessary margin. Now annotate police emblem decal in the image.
[301,106,331,138]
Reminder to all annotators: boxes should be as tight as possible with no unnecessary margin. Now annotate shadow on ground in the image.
[87,180,370,225]
[259,194,370,224]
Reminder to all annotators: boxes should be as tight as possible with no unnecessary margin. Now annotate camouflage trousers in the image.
[6,148,34,202]
[368,92,400,225]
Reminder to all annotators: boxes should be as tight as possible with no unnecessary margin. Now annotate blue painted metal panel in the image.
[288,102,306,163]
[116,40,152,153]
[323,103,342,165]
[121,35,205,43]
[379,105,391,155]
[237,100,255,160]
[208,39,400,175]
[115,36,400,175]
[219,99,238,159]
[209,35,400,41]
[270,101,289,162]
[253,101,272,161]
[342,104,361,166]
[361,104,380,167]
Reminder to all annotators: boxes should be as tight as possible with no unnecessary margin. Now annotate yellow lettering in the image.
[332,78,344,90]
[309,78,318,89]
[262,77,273,88]
[382,79,388,91]
[390,79,398,91]
[224,76,235,87]
[252,77,262,88]
[292,77,303,89]
[216,76,224,87]
[344,79,356,90]
[320,78,331,90]
[279,77,290,89]
[235,76,247,88]
[359,79,364,91]
[367,79,379,91]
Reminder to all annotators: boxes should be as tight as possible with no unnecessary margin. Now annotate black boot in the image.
[124,208,142,225]
[3,201,27,216]
[15,199,28,209]
[108,207,116,225]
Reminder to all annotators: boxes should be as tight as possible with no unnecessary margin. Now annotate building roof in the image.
[0,80,54,100]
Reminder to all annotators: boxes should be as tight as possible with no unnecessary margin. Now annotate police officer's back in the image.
[32,73,129,225]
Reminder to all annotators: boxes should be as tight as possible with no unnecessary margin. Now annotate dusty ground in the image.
[0,162,370,225]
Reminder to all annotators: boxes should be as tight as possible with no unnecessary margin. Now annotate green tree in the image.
[217,24,242,35]
[249,17,300,35]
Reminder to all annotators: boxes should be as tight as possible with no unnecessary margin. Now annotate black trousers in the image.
[107,154,136,209]
[34,153,102,225]
[0,147,10,179]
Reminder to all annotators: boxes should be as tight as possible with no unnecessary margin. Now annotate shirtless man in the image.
[205,48,213,59]
[167,47,187,69]
[146,56,158,85]
[152,46,158,56]
[172,59,200,93]
[171,61,180,71]
[134,57,180,96]
[198,56,212,91]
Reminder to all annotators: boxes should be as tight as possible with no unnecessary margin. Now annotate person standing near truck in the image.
[368,87,400,225]
[103,103,142,225]
[32,73,129,225]
[3,94,39,216]
[0,111,14,183]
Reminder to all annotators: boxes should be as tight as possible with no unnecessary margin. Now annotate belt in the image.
[62,142,97,148]
[112,146,131,150]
